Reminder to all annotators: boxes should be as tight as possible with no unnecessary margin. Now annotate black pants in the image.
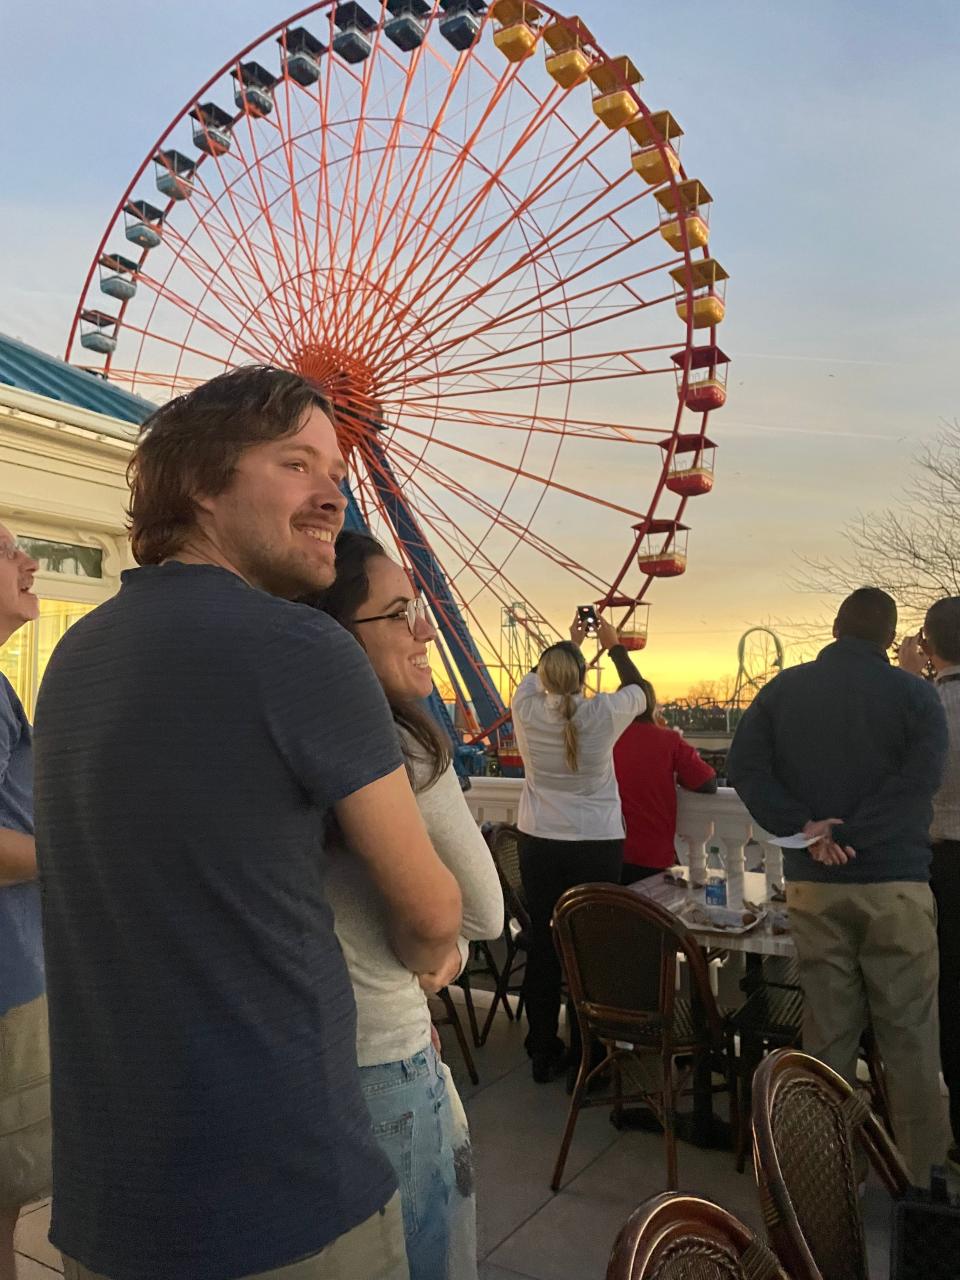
[518,832,623,1057]
[932,839,960,1146]
[620,864,662,886]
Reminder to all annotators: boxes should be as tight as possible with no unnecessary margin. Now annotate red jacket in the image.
[613,721,716,868]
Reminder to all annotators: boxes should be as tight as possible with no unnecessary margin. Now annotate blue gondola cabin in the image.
[385,0,431,51]
[280,27,326,84]
[154,150,196,201]
[98,254,138,302]
[232,62,278,117]
[333,3,377,63]
[123,201,164,250]
[438,0,487,51]
[189,103,233,156]
[79,310,118,355]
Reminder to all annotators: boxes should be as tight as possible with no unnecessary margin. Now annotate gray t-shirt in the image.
[34,563,402,1280]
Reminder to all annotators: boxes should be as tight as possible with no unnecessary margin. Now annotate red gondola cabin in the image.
[659,435,717,497]
[635,519,688,577]
[670,345,729,412]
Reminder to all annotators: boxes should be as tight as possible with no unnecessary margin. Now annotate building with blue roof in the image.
[0,332,149,713]
[0,332,154,426]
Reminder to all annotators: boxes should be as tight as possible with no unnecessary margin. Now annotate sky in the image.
[2,0,959,698]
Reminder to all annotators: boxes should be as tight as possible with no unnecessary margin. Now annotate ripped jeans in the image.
[360,1046,476,1280]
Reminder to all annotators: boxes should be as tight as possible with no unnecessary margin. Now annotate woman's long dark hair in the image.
[305,530,451,791]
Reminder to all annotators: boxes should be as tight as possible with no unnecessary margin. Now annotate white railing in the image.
[463,778,785,905]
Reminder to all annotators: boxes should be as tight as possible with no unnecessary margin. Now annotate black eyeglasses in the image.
[353,597,430,637]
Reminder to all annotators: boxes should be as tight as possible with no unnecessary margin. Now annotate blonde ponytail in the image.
[560,693,580,772]
[537,644,584,773]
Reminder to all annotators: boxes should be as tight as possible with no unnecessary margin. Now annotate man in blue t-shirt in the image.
[0,526,50,1280]
[33,368,463,1280]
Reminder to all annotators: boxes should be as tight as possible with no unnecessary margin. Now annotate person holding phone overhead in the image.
[511,613,646,1083]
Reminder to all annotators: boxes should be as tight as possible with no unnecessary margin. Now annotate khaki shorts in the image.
[62,1192,410,1280]
[0,994,52,1210]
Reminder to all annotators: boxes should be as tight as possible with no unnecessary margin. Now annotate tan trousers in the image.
[787,880,948,1185]
[62,1192,409,1280]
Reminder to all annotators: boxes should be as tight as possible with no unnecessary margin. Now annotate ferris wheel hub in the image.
[292,343,383,446]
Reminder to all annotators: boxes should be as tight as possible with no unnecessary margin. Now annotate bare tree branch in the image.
[792,417,960,621]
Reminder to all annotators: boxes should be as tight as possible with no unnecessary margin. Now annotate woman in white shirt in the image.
[512,614,646,1082]
[310,531,504,1280]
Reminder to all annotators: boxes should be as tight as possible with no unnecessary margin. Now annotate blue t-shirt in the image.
[34,563,403,1280]
[0,671,42,1017]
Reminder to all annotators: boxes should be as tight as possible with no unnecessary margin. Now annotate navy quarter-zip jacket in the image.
[727,636,948,884]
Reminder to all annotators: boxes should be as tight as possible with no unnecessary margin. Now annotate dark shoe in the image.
[531,1047,568,1084]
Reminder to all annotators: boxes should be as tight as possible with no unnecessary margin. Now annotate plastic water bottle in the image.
[705,839,727,907]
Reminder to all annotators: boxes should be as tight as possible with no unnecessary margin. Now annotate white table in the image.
[630,868,795,960]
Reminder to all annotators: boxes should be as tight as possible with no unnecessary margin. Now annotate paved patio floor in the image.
[15,985,898,1279]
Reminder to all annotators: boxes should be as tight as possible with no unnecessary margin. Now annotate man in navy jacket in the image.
[728,587,948,1185]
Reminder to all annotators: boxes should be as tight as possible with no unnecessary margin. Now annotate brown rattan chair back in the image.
[485,822,530,933]
[608,1192,791,1280]
[752,1049,911,1280]
[554,883,722,1047]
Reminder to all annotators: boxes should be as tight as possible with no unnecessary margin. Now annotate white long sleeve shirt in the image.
[326,732,504,1067]
[512,671,646,841]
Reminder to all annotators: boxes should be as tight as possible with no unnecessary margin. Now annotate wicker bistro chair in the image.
[478,823,531,1045]
[429,988,480,1086]
[550,884,737,1192]
[608,1192,791,1280]
[752,1049,911,1280]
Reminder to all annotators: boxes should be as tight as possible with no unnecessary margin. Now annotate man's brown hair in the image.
[127,365,335,565]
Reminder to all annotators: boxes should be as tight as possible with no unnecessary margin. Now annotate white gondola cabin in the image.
[190,102,233,156]
[542,16,594,88]
[154,150,196,201]
[635,519,689,577]
[333,3,377,63]
[384,0,431,51]
[490,0,542,62]
[123,200,164,250]
[98,254,139,302]
[588,56,642,130]
[232,62,278,117]
[659,435,717,497]
[669,259,728,330]
[670,345,729,412]
[79,310,118,355]
[280,26,326,84]
[626,110,682,187]
[438,0,487,51]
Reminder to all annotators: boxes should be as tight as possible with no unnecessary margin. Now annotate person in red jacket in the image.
[613,680,717,884]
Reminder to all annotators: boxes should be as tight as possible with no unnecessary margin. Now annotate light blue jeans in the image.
[360,1046,477,1280]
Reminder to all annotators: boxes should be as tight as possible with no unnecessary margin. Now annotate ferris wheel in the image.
[66,0,730,747]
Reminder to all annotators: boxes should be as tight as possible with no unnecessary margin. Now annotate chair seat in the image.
[590,996,706,1050]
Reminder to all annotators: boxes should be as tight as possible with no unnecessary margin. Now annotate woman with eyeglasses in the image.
[307,530,503,1280]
